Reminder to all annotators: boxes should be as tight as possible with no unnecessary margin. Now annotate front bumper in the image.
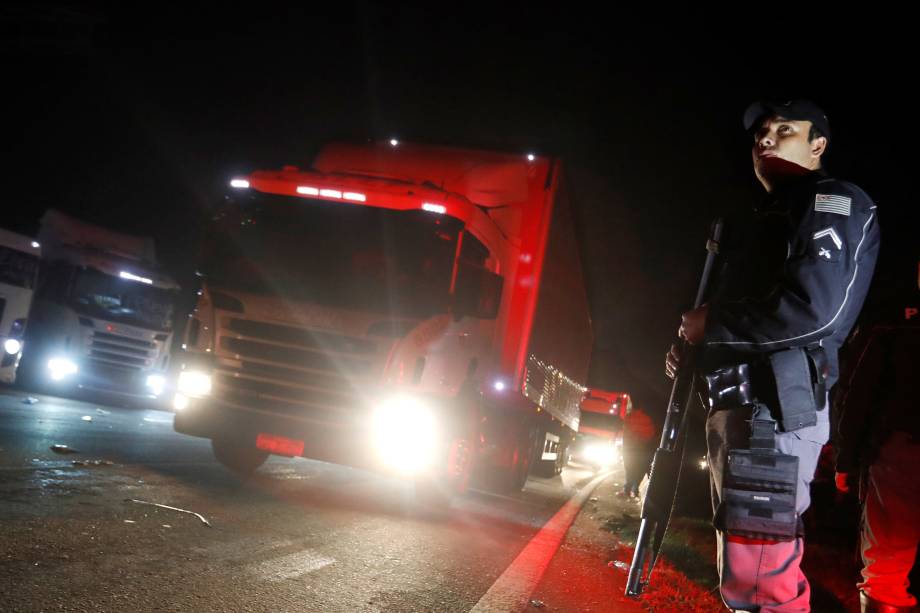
[173,392,470,478]
[74,361,166,398]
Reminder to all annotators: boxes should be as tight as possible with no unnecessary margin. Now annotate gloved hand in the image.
[834,471,850,494]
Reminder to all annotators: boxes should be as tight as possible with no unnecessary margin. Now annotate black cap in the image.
[743,99,831,141]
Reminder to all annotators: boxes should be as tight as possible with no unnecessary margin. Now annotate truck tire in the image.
[414,437,473,507]
[502,430,534,492]
[212,438,269,475]
[14,350,46,395]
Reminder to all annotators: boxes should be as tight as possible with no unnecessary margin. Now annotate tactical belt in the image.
[705,346,826,432]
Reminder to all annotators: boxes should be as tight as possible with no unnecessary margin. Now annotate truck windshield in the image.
[0,245,39,289]
[71,268,176,332]
[203,192,461,318]
[580,411,622,433]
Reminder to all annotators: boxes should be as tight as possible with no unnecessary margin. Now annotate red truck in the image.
[172,141,593,499]
[569,389,630,468]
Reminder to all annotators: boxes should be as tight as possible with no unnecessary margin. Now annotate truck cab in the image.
[20,210,180,399]
[569,389,630,469]
[0,228,41,384]
[174,142,592,499]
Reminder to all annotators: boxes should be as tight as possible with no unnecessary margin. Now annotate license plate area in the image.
[256,433,305,457]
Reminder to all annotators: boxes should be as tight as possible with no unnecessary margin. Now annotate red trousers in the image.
[859,431,920,608]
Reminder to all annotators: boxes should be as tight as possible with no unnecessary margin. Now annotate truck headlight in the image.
[173,393,190,411]
[48,357,79,381]
[177,370,212,397]
[4,339,22,355]
[372,396,438,474]
[146,374,166,397]
[585,442,618,466]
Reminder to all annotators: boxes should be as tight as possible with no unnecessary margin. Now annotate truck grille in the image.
[216,317,377,420]
[81,360,145,389]
[86,330,158,371]
[226,319,376,354]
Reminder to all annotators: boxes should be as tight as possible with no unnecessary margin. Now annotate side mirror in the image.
[453,264,503,320]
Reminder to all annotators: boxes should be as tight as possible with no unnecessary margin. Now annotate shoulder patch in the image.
[812,227,843,262]
[815,193,851,216]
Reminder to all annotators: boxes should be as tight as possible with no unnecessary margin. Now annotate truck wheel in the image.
[502,431,534,492]
[212,438,269,475]
[414,437,473,507]
[14,351,46,395]
[446,438,473,495]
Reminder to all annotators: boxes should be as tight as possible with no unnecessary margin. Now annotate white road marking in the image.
[470,471,611,612]
[249,549,335,582]
[196,537,296,559]
[142,416,173,424]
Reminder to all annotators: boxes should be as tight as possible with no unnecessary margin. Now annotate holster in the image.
[768,348,818,430]
[705,345,826,432]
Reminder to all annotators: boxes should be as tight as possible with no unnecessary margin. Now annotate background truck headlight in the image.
[4,339,22,355]
[48,357,78,381]
[584,442,618,466]
[177,371,212,397]
[145,374,166,397]
[173,393,190,411]
[372,396,438,474]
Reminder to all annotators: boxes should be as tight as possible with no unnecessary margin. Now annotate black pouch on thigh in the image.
[720,449,799,540]
[716,405,800,541]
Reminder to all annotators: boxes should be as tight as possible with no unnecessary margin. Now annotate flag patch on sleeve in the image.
[814,194,851,216]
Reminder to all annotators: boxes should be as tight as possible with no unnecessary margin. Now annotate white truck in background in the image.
[19,210,180,399]
[0,228,41,384]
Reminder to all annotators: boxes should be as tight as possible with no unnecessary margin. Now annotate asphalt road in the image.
[0,388,611,612]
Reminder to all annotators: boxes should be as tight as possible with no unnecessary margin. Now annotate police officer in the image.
[835,271,920,613]
[667,99,880,611]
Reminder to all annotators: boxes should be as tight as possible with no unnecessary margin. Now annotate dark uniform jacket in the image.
[703,170,880,393]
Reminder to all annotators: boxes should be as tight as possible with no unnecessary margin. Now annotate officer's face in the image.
[751,116,827,189]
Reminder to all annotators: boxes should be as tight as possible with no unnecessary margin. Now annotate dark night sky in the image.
[2,4,914,413]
